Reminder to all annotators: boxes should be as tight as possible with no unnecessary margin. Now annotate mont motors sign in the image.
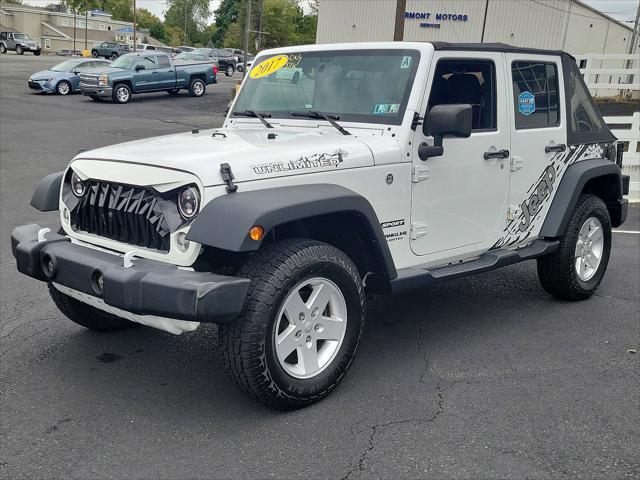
[405,11,469,29]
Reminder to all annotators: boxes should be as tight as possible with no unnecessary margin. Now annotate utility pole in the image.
[393,0,406,41]
[243,0,251,76]
[257,0,264,50]
[84,8,88,51]
[133,0,136,51]
[624,0,640,98]
[184,0,189,45]
[73,9,76,53]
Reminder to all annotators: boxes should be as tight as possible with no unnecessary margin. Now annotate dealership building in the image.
[317,0,635,55]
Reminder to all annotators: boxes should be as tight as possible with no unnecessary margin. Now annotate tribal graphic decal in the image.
[492,143,609,249]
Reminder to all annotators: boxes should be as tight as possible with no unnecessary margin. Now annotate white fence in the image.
[575,53,639,97]
[605,112,640,203]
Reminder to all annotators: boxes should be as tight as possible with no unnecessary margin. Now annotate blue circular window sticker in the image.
[518,91,535,116]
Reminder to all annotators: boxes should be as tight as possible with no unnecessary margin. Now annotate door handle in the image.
[545,143,566,153]
[483,149,510,160]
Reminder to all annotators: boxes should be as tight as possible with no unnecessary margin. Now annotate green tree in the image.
[164,0,210,45]
[212,0,241,46]
[93,0,133,21]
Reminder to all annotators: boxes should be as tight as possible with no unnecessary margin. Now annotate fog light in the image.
[41,253,56,279]
[176,232,190,252]
[91,270,104,296]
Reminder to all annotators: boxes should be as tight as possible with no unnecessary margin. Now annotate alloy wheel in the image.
[574,216,604,281]
[274,277,347,379]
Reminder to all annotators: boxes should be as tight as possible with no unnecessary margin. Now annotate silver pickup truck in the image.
[80,52,217,103]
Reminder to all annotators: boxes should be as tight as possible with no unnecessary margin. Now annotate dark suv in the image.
[194,48,236,76]
[91,42,130,60]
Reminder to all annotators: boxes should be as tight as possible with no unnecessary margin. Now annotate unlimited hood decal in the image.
[251,148,347,175]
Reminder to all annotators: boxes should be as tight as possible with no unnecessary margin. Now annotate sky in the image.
[18,0,640,25]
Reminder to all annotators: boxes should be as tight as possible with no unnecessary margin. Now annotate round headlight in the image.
[178,186,200,219]
[71,171,86,197]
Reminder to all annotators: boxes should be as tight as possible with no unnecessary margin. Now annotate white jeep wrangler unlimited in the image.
[12,42,629,409]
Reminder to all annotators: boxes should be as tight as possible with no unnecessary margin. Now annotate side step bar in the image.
[391,239,559,292]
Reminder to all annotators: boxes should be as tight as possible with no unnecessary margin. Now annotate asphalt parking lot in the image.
[1,53,639,479]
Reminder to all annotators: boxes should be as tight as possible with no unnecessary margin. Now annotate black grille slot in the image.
[71,181,171,252]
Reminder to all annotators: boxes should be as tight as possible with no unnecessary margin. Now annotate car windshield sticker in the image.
[250,55,289,79]
[518,91,535,115]
[373,104,400,115]
[400,56,412,69]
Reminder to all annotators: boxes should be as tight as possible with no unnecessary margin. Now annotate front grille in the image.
[80,74,98,86]
[71,181,172,252]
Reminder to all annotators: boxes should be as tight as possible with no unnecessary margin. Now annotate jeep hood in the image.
[75,128,395,186]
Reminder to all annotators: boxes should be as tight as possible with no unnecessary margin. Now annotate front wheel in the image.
[56,80,71,95]
[188,78,205,97]
[0,44,7,54]
[112,83,131,104]
[33,50,41,56]
[218,239,366,409]
[48,284,138,332]
[537,194,612,300]
[110,52,118,60]
[16,45,23,55]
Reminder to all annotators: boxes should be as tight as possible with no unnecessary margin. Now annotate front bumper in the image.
[80,84,112,97]
[11,224,250,323]
[28,80,53,92]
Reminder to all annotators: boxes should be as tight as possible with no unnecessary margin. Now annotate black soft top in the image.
[430,42,615,146]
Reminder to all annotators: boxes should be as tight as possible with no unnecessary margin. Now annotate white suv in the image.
[12,42,629,409]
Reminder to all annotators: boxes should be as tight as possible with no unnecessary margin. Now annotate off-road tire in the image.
[16,45,23,55]
[188,78,205,97]
[112,83,131,104]
[218,239,366,409]
[537,194,612,301]
[56,80,71,95]
[0,44,7,54]
[48,283,138,332]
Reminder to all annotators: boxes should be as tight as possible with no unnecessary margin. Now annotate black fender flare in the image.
[540,158,626,237]
[30,172,63,212]
[186,184,397,280]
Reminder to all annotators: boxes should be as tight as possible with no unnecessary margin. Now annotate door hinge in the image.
[412,165,430,183]
[510,156,524,172]
[410,222,428,240]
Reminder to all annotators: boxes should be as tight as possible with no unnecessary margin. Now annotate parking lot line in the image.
[613,229,640,234]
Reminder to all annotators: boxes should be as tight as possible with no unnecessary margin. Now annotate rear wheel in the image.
[33,50,41,56]
[16,45,23,55]
[110,52,118,60]
[112,83,131,104]
[91,50,98,58]
[537,194,612,300]
[48,284,138,332]
[0,44,7,54]
[218,239,366,409]
[56,80,71,95]
[188,78,205,97]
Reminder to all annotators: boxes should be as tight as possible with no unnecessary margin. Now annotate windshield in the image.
[110,54,136,69]
[51,60,80,72]
[231,49,420,125]
[176,52,204,61]
[14,33,30,40]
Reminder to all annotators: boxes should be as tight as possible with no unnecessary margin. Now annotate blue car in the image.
[28,58,111,95]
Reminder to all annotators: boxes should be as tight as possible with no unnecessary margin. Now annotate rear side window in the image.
[512,61,560,129]
[158,55,170,68]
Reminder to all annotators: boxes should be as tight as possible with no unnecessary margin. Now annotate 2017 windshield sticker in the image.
[518,91,535,115]
[373,104,400,115]
[252,149,347,175]
[250,55,289,79]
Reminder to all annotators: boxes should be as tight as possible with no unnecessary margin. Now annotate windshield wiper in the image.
[232,110,274,129]
[290,111,351,136]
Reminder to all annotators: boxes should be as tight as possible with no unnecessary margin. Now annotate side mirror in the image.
[135,64,145,71]
[418,104,473,160]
